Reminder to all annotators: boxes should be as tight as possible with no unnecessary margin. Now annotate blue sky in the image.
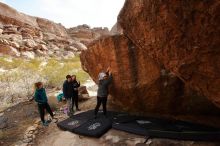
[0,0,125,29]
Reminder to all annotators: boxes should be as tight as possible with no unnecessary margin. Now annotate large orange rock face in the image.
[81,35,197,114]
[80,0,220,114]
[118,0,220,107]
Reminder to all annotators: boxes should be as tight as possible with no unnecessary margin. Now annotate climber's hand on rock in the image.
[106,66,111,72]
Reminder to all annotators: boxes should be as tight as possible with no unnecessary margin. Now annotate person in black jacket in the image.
[72,75,81,111]
[94,67,113,118]
[63,75,74,115]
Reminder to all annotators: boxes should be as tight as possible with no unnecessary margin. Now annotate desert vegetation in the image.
[0,55,89,111]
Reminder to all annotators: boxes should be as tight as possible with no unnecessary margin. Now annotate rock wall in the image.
[67,24,110,45]
[81,0,220,114]
[0,2,109,58]
[118,0,220,108]
[81,35,219,114]
[0,2,68,38]
[36,18,69,38]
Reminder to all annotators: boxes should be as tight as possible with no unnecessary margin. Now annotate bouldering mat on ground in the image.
[57,116,89,131]
[112,116,220,141]
[73,117,112,137]
[57,110,114,137]
[57,110,220,141]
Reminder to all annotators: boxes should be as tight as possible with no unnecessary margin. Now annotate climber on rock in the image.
[94,67,113,118]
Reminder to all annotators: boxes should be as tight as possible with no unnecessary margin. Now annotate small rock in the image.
[23,39,37,48]
[21,51,35,59]
[22,138,32,143]
[34,119,41,124]
[26,126,37,132]
[33,130,38,135]
[23,135,28,139]
[35,49,44,55]
[25,133,33,138]
[28,130,34,134]
[33,124,39,128]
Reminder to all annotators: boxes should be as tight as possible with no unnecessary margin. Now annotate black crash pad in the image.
[57,110,220,141]
[57,117,88,131]
[112,116,220,141]
[113,121,148,136]
[57,110,114,137]
[73,117,112,137]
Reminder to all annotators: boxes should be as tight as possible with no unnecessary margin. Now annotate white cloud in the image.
[37,0,125,29]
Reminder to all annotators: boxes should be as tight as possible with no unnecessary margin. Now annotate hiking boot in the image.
[46,119,52,123]
[42,121,49,126]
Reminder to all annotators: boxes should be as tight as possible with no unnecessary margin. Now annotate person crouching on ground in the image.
[94,67,113,118]
[63,75,74,116]
[72,75,81,111]
[34,82,55,126]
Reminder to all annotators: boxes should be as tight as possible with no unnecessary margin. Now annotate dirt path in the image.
[34,112,220,146]
[0,101,39,146]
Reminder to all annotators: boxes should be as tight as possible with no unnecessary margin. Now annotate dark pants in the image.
[38,103,54,123]
[72,93,79,109]
[67,95,79,114]
[94,96,107,116]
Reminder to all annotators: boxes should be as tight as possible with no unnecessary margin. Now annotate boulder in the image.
[78,86,89,95]
[118,0,220,108]
[36,17,69,38]
[49,44,60,51]
[23,39,37,48]
[35,49,45,56]
[81,35,188,114]
[34,44,48,51]
[78,86,89,100]
[10,41,20,48]
[0,38,10,45]
[67,25,110,44]
[8,34,23,42]
[65,46,78,52]
[2,25,18,34]
[81,32,220,115]
[63,51,75,58]
[19,26,40,39]
[0,44,20,56]
[71,41,87,51]
[21,51,35,59]
[22,32,33,39]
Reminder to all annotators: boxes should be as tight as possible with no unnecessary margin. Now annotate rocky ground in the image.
[1,96,220,146]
